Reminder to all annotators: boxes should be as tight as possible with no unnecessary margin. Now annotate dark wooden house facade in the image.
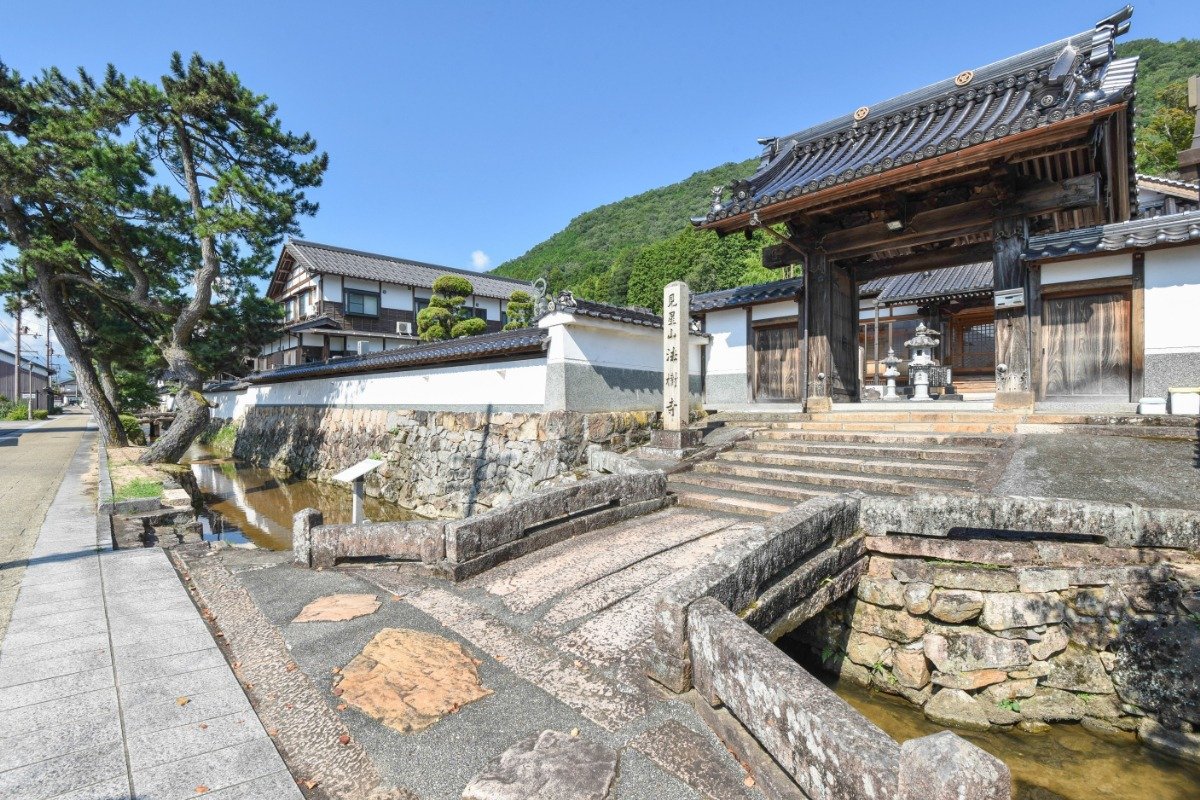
[695,7,1139,409]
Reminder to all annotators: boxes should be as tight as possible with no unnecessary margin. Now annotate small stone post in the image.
[293,507,323,567]
[662,280,689,432]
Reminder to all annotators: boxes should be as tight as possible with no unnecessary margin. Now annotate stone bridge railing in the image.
[292,470,670,580]
[645,494,1012,800]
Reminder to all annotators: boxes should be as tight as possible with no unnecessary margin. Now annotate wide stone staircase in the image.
[669,410,1015,517]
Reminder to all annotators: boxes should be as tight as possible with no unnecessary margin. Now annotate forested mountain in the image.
[493,38,1199,309]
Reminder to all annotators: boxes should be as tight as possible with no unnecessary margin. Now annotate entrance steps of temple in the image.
[673,406,1199,517]
[671,408,1009,517]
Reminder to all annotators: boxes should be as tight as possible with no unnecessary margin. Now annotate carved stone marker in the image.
[662,280,688,431]
[648,281,701,455]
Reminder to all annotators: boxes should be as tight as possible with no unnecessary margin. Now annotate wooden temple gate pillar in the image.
[803,250,858,410]
[992,215,1035,409]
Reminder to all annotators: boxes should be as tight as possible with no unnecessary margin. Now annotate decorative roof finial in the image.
[710,185,724,213]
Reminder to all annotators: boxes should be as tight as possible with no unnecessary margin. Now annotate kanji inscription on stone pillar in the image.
[662,281,689,432]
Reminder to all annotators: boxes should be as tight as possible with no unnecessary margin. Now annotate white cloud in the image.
[470,250,491,269]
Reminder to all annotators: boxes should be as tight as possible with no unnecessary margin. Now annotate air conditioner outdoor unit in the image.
[396,320,413,335]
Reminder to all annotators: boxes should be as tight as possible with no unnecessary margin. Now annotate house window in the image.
[472,307,487,321]
[415,297,430,314]
[298,291,310,318]
[345,289,379,317]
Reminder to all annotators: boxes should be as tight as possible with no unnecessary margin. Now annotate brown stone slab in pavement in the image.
[294,593,382,623]
[335,627,492,733]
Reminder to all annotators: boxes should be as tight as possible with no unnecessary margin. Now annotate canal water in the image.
[185,445,424,550]
[781,639,1200,800]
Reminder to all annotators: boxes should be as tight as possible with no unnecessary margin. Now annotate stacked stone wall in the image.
[222,406,656,519]
[799,546,1200,741]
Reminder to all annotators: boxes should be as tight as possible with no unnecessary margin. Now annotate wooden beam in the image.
[993,216,1031,395]
[850,243,996,281]
[1131,251,1145,402]
[762,242,805,270]
[821,174,1100,259]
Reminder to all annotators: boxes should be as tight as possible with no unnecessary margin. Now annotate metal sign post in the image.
[331,458,385,524]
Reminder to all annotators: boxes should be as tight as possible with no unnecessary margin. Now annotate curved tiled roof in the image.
[1025,210,1200,260]
[690,277,804,312]
[700,8,1136,229]
[875,262,994,305]
[282,240,531,300]
[248,327,549,383]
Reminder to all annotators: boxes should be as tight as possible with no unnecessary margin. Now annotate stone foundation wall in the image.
[798,547,1200,740]
[222,406,657,519]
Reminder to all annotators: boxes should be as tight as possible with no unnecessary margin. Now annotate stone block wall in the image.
[223,406,656,519]
[798,547,1200,738]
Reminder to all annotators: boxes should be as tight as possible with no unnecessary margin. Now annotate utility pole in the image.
[45,318,53,412]
[13,304,20,405]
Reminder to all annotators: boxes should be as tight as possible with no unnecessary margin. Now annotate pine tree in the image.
[503,290,534,330]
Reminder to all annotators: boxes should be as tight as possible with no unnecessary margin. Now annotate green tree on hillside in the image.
[1136,82,1195,174]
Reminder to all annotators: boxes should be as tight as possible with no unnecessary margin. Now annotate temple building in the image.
[692,6,1169,410]
[255,240,531,370]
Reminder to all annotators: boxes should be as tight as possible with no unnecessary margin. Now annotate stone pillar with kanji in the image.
[649,281,702,455]
[662,281,688,431]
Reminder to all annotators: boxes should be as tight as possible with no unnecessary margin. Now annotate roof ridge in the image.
[287,239,532,286]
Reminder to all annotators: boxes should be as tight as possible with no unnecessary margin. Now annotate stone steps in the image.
[766,420,1017,434]
[692,460,973,496]
[714,450,983,482]
[669,471,838,504]
[806,411,1024,424]
[756,429,1008,448]
[668,482,795,518]
[744,440,996,464]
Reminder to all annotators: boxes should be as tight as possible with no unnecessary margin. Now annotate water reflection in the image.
[780,638,1200,800]
[185,444,425,550]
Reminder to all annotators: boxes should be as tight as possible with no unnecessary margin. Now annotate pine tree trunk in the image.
[138,346,208,464]
[0,194,127,446]
[96,360,121,411]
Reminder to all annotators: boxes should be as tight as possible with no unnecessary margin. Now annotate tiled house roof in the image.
[277,240,531,300]
[248,327,549,383]
[698,8,1136,229]
[1025,210,1200,260]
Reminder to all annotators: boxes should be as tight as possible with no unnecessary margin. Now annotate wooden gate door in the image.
[829,267,858,400]
[1041,290,1131,400]
[753,323,802,401]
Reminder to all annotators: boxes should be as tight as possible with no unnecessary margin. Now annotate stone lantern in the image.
[904,323,941,402]
[881,348,902,401]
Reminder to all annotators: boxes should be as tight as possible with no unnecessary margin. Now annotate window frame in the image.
[343,288,381,318]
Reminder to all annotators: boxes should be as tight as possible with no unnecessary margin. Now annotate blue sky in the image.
[1,0,1196,374]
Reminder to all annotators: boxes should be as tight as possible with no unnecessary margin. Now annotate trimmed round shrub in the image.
[417,306,454,341]
[450,317,488,338]
[431,274,474,299]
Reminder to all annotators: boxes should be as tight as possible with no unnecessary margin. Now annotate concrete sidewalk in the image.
[0,430,302,800]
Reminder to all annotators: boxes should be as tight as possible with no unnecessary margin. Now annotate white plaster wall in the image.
[705,308,749,376]
[206,359,547,416]
[284,265,314,294]
[380,282,412,310]
[301,333,324,348]
[345,337,385,355]
[543,314,702,375]
[858,304,918,320]
[322,275,342,303]
[751,300,800,321]
[343,277,379,293]
[1042,254,1131,285]
[1146,244,1200,353]
[471,296,502,321]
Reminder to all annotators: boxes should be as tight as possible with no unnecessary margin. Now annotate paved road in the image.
[0,411,91,642]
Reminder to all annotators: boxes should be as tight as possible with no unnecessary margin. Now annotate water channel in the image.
[781,638,1200,800]
[185,444,424,550]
